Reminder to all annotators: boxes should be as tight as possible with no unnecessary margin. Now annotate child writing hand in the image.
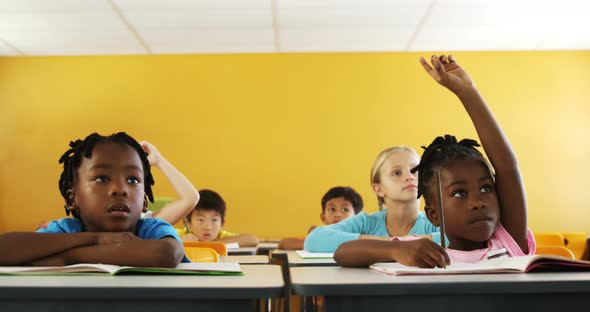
[0,132,188,267]
[139,141,199,225]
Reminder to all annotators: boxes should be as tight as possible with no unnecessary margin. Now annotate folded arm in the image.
[216,234,259,247]
[32,237,184,268]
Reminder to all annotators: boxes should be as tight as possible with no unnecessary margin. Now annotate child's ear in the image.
[64,189,78,216]
[320,212,326,224]
[142,194,149,213]
[424,205,440,226]
[372,183,385,198]
[65,189,75,206]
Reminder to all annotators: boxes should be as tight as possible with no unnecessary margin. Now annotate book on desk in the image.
[0,262,243,276]
[295,250,334,259]
[370,254,590,276]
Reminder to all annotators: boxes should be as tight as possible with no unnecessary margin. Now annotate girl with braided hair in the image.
[334,55,534,267]
[0,132,188,267]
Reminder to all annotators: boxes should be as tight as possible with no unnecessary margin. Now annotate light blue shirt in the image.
[38,217,190,262]
[304,209,440,252]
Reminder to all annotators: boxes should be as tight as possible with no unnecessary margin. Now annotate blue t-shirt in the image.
[304,209,440,252]
[38,218,190,263]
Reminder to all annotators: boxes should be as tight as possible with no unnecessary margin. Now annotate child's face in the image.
[321,197,356,225]
[188,209,222,242]
[72,142,146,232]
[426,159,500,250]
[373,150,420,203]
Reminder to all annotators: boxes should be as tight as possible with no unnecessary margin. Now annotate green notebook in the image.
[0,262,243,276]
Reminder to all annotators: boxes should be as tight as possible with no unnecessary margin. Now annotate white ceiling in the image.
[0,0,588,56]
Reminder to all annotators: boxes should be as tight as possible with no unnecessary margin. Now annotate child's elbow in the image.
[191,191,200,209]
[303,229,327,252]
[333,242,364,267]
[156,239,184,268]
[242,234,259,247]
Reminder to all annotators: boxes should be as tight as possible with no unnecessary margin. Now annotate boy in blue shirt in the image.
[0,132,187,266]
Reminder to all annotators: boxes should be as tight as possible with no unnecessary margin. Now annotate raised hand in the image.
[139,141,163,167]
[420,55,475,94]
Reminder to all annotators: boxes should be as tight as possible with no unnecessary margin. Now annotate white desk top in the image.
[272,250,337,266]
[220,255,270,264]
[0,265,284,299]
[227,247,258,255]
[289,266,590,296]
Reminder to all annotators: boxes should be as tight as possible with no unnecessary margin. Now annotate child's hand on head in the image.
[139,141,163,167]
[394,239,450,268]
[96,232,140,245]
[420,55,475,94]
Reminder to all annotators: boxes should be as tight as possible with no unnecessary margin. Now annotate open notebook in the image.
[0,262,243,276]
[370,255,590,276]
[295,250,334,259]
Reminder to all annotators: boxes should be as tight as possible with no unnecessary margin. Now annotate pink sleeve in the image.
[494,223,536,256]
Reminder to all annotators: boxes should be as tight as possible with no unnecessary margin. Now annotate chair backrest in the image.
[563,232,588,260]
[535,245,575,259]
[533,232,565,246]
[183,246,219,262]
[183,241,228,256]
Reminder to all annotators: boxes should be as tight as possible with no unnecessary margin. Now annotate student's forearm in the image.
[0,232,98,265]
[278,238,305,250]
[63,238,184,267]
[334,240,397,267]
[152,157,199,224]
[216,234,259,247]
[455,87,518,170]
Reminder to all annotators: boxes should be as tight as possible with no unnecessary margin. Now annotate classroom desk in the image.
[290,266,590,312]
[220,255,270,264]
[271,250,337,266]
[257,242,280,255]
[0,265,284,312]
[270,250,338,312]
[228,247,258,255]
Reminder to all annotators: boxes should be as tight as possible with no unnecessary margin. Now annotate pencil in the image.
[435,170,446,249]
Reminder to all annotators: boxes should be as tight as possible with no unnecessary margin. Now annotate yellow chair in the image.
[536,245,575,259]
[183,246,219,262]
[563,232,588,260]
[175,228,186,236]
[533,232,565,246]
[183,241,228,256]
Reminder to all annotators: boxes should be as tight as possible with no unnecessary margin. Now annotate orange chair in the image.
[563,232,588,260]
[183,246,219,262]
[183,241,228,256]
[535,245,575,259]
[533,232,565,246]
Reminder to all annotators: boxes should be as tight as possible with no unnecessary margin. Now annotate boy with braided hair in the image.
[0,132,188,267]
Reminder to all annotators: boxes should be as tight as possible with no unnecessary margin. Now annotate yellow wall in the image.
[1,51,589,238]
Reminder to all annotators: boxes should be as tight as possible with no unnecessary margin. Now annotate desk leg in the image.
[271,253,291,312]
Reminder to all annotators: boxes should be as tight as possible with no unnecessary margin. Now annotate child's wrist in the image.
[453,84,479,98]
